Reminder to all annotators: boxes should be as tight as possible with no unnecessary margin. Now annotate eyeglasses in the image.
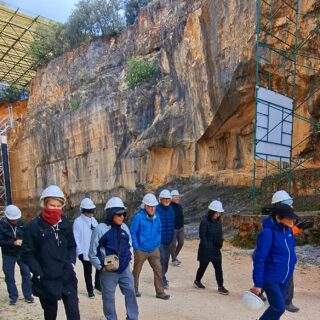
[115,213,125,217]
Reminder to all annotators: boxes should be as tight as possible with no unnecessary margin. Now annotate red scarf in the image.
[41,208,62,225]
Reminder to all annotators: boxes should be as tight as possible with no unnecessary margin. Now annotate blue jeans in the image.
[100,265,138,320]
[260,280,290,320]
[159,244,171,284]
[2,253,33,301]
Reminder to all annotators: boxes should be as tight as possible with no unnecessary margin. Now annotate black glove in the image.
[78,254,84,261]
[295,220,314,230]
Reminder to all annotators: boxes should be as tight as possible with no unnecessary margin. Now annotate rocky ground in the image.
[1,240,319,320]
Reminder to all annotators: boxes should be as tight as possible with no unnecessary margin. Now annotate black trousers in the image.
[195,258,224,287]
[81,259,101,293]
[39,278,80,320]
[285,275,294,305]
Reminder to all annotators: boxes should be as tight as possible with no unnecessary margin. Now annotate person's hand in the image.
[250,287,261,296]
[14,239,23,246]
[78,254,84,261]
[296,220,314,230]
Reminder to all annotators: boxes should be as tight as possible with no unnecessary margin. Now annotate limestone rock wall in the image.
[7,0,319,215]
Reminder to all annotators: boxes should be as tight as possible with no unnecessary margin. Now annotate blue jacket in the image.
[253,216,297,288]
[130,209,161,252]
[89,222,132,274]
[156,203,175,245]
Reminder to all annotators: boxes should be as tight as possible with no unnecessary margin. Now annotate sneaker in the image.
[88,292,95,299]
[176,258,181,264]
[156,292,170,300]
[172,260,180,267]
[135,291,141,298]
[285,304,300,313]
[194,280,206,289]
[9,299,17,305]
[218,286,229,295]
[24,297,34,303]
[95,289,102,295]
[162,279,169,289]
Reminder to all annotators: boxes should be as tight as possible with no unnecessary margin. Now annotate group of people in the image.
[0,184,310,320]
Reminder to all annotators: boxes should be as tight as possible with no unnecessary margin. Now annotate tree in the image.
[125,0,152,26]
[0,85,29,103]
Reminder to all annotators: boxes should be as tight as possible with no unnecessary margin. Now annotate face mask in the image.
[281,199,293,206]
[41,208,62,225]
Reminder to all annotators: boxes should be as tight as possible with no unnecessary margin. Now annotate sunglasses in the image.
[115,213,125,217]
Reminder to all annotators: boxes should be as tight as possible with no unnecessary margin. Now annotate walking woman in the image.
[194,200,229,295]
[22,185,80,320]
[251,203,298,320]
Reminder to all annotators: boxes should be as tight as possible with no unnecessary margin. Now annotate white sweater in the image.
[73,214,98,261]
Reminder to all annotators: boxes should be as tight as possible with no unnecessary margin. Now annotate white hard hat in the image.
[171,190,180,196]
[242,291,264,311]
[208,200,224,213]
[5,205,21,220]
[271,190,292,204]
[104,197,127,210]
[142,193,158,206]
[159,189,172,199]
[80,198,96,210]
[40,185,65,208]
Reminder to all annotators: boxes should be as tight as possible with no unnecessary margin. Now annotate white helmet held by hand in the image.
[142,193,158,207]
[208,200,224,213]
[80,198,96,210]
[40,185,65,208]
[5,205,21,220]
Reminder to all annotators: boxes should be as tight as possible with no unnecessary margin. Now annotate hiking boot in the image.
[194,280,206,289]
[24,297,34,303]
[88,292,95,299]
[172,260,180,267]
[135,291,142,298]
[156,292,170,300]
[218,286,229,295]
[285,304,300,313]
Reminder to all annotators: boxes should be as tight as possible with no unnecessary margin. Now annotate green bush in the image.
[70,99,81,111]
[125,57,159,89]
[231,231,259,249]
[0,84,29,103]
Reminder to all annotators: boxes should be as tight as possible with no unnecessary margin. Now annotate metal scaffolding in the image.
[253,0,320,205]
[0,2,50,86]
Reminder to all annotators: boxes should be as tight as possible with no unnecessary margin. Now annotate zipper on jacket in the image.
[282,234,291,283]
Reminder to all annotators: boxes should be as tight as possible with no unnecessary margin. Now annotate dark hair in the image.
[82,208,95,214]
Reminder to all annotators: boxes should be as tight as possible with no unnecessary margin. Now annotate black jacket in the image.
[0,218,26,257]
[197,212,223,261]
[22,215,77,300]
[171,203,184,229]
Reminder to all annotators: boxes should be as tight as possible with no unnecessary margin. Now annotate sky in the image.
[3,0,79,22]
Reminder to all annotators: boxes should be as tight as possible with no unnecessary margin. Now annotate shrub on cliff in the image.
[125,57,159,89]
[0,84,29,103]
[125,0,152,25]
[28,0,126,67]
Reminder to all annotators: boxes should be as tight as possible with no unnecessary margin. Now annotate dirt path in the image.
[1,240,319,320]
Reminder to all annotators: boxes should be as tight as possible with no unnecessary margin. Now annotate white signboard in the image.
[256,87,293,162]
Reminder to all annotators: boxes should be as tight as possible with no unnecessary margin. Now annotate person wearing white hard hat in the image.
[89,197,138,320]
[73,197,100,298]
[251,203,299,320]
[169,190,185,266]
[0,205,33,305]
[130,193,170,300]
[194,200,229,295]
[156,189,175,289]
[22,185,80,320]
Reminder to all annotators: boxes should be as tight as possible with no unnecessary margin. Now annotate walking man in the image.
[170,190,184,266]
[156,189,175,289]
[0,205,33,305]
[73,197,100,298]
[130,193,170,300]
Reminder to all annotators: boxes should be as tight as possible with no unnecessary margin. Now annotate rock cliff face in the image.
[7,0,319,215]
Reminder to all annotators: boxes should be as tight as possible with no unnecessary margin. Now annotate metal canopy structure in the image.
[0,2,50,86]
